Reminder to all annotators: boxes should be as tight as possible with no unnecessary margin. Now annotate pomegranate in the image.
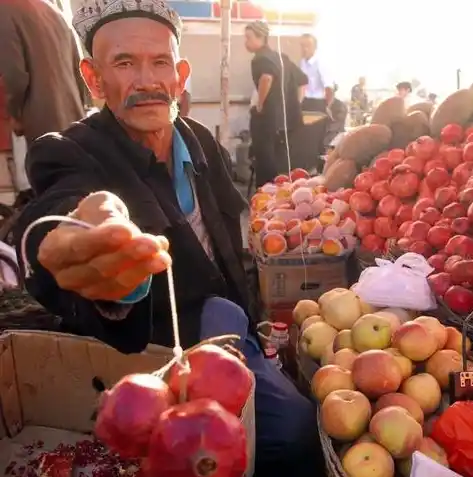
[450,260,473,285]
[403,156,425,175]
[419,207,441,225]
[395,204,413,225]
[444,235,473,257]
[440,124,463,145]
[370,180,390,201]
[452,162,473,187]
[147,399,247,477]
[95,373,175,458]
[436,218,453,228]
[387,149,405,164]
[349,191,375,214]
[434,187,457,210]
[428,273,452,298]
[466,132,473,144]
[409,241,433,257]
[427,226,453,250]
[445,255,463,273]
[377,194,401,217]
[355,217,375,238]
[428,254,448,272]
[398,221,412,238]
[452,217,471,235]
[418,179,435,199]
[443,202,466,219]
[168,345,253,416]
[406,221,430,241]
[362,234,385,252]
[290,168,310,181]
[463,142,473,162]
[459,188,473,206]
[354,171,376,192]
[389,165,420,199]
[273,175,289,185]
[424,159,446,175]
[465,126,473,138]
[444,286,473,314]
[339,188,354,203]
[397,237,413,251]
[412,198,435,221]
[468,202,473,223]
[425,167,450,190]
[413,136,437,159]
[372,157,394,179]
[444,147,464,170]
[374,217,397,239]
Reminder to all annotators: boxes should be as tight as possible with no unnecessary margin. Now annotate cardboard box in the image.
[258,255,348,307]
[0,331,255,476]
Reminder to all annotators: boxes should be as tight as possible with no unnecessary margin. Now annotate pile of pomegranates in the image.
[341,123,473,314]
[95,343,253,477]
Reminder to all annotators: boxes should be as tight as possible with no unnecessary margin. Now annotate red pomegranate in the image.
[440,124,463,145]
[389,165,420,199]
[146,399,247,477]
[413,136,437,159]
[444,286,473,314]
[95,374,175,458]
[168,345,253,417]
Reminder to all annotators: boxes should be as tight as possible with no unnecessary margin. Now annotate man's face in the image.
[81,18,190,133]
[300,36,315,59]
[359,77,366,87]
[398,87,410,99]
[244,29,262,53]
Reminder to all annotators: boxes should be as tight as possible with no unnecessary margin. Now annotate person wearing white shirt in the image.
[179,76,191,116]
[299,34,333,113]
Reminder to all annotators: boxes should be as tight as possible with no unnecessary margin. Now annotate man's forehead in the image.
[92,17,175,56]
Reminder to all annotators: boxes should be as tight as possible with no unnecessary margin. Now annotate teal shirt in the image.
[117,128,194,305]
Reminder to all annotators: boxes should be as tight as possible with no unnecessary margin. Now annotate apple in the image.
[373,311,401,334]
[300,315,323,333]
[342,443,395,477]
[351,314,392,352]
[397,437,449,476]
[369,406,423,458]
[384,348,414,380]
[401,373,441,415]
[392,322,437,361]
[333,349,359,371]
[311,364,355,402]
[373,392,424,424]
[320,343,335,366]
[292,299,320,326]
[300,322,338,360]
[333,330,354,352]
[413,316,448,349]
[444,326,471,354]
[352,350,402,399]
[320,389,372,441]
[426,349,463,390]
[319,289,362,330]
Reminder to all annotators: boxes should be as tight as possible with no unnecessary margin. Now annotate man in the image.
[299,33,333,113]
[180,76,191,117]
[14,1,321,475]
[0,0,86,144]
[244,21,307,187]
[396,81,413,100]
[325,84,348,147]
[428,92,438,105]
[350,76,368,126]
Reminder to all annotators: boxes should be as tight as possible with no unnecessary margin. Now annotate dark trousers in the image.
[301,97,327,113]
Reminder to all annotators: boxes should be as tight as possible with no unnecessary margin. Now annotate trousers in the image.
[200,297,325,476]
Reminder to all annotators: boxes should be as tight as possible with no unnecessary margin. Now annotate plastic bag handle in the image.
[375,252,434,277]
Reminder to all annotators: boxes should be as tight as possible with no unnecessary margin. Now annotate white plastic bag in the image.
[410,452,461,477]
[352,253,437,310]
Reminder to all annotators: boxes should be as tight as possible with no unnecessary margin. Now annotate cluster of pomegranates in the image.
[94,344,253,477]
[340,123,473,314]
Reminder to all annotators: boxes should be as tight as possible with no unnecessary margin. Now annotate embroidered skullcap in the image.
[246,20,270,38]
[72,0,182,53]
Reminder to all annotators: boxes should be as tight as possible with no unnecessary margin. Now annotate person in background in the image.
[0,0,86,145]
[396,81,413,100]
[350,76,368,126]
[244,21,308,187]
[325,84,348,147]
[180,76,191,117]
[299,33,333,113]
[15,2,321,475]
[428,92,438,105]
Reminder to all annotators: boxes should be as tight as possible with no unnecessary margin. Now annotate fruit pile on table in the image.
[294,288,470,477]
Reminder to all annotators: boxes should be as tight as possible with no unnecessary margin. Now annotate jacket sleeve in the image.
[0,8,29,119]
[14,134,153,353]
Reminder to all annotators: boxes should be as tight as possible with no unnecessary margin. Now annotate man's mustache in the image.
[124,91,172,109]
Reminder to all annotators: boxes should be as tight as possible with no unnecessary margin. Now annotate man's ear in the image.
[80,58,105,100]
[176,59,191,94]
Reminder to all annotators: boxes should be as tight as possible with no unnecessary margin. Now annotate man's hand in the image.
[37,192,171,302]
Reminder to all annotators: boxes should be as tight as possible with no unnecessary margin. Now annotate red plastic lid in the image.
[272,322,288,331]
[264,346,278,358]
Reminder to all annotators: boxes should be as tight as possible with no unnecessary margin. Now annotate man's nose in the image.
[134,66,160,91]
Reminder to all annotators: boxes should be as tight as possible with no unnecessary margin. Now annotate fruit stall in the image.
[246,84,473,476]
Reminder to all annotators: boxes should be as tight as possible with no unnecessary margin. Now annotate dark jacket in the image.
[14,108,251,354]
[0,0,85,143]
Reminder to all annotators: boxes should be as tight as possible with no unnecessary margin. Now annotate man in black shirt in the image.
[245,21,307,186]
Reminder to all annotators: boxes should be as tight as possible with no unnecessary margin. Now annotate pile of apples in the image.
[295,287,471,477]
[347,123,473,315]
[249,168,357,258]
[94,344,253,477]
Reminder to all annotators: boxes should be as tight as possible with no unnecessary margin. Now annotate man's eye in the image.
[117,61,132,68]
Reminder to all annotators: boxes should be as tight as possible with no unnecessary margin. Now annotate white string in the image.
[19,215,189,383]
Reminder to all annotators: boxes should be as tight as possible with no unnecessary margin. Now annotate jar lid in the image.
[272,321,288,331]
[264,346,278,358]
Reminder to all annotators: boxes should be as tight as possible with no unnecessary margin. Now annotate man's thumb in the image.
[76,191,129,226]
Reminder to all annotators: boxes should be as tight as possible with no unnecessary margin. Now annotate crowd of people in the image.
[0,1,325,476]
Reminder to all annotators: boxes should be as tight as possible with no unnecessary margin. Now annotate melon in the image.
[371,96,406,127]
[390,111,430,149]
[430,89,473,137]
[324,159,358,191]
[407,101,434,118]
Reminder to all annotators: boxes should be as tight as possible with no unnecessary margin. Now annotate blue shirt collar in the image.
[173,126,193,176]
